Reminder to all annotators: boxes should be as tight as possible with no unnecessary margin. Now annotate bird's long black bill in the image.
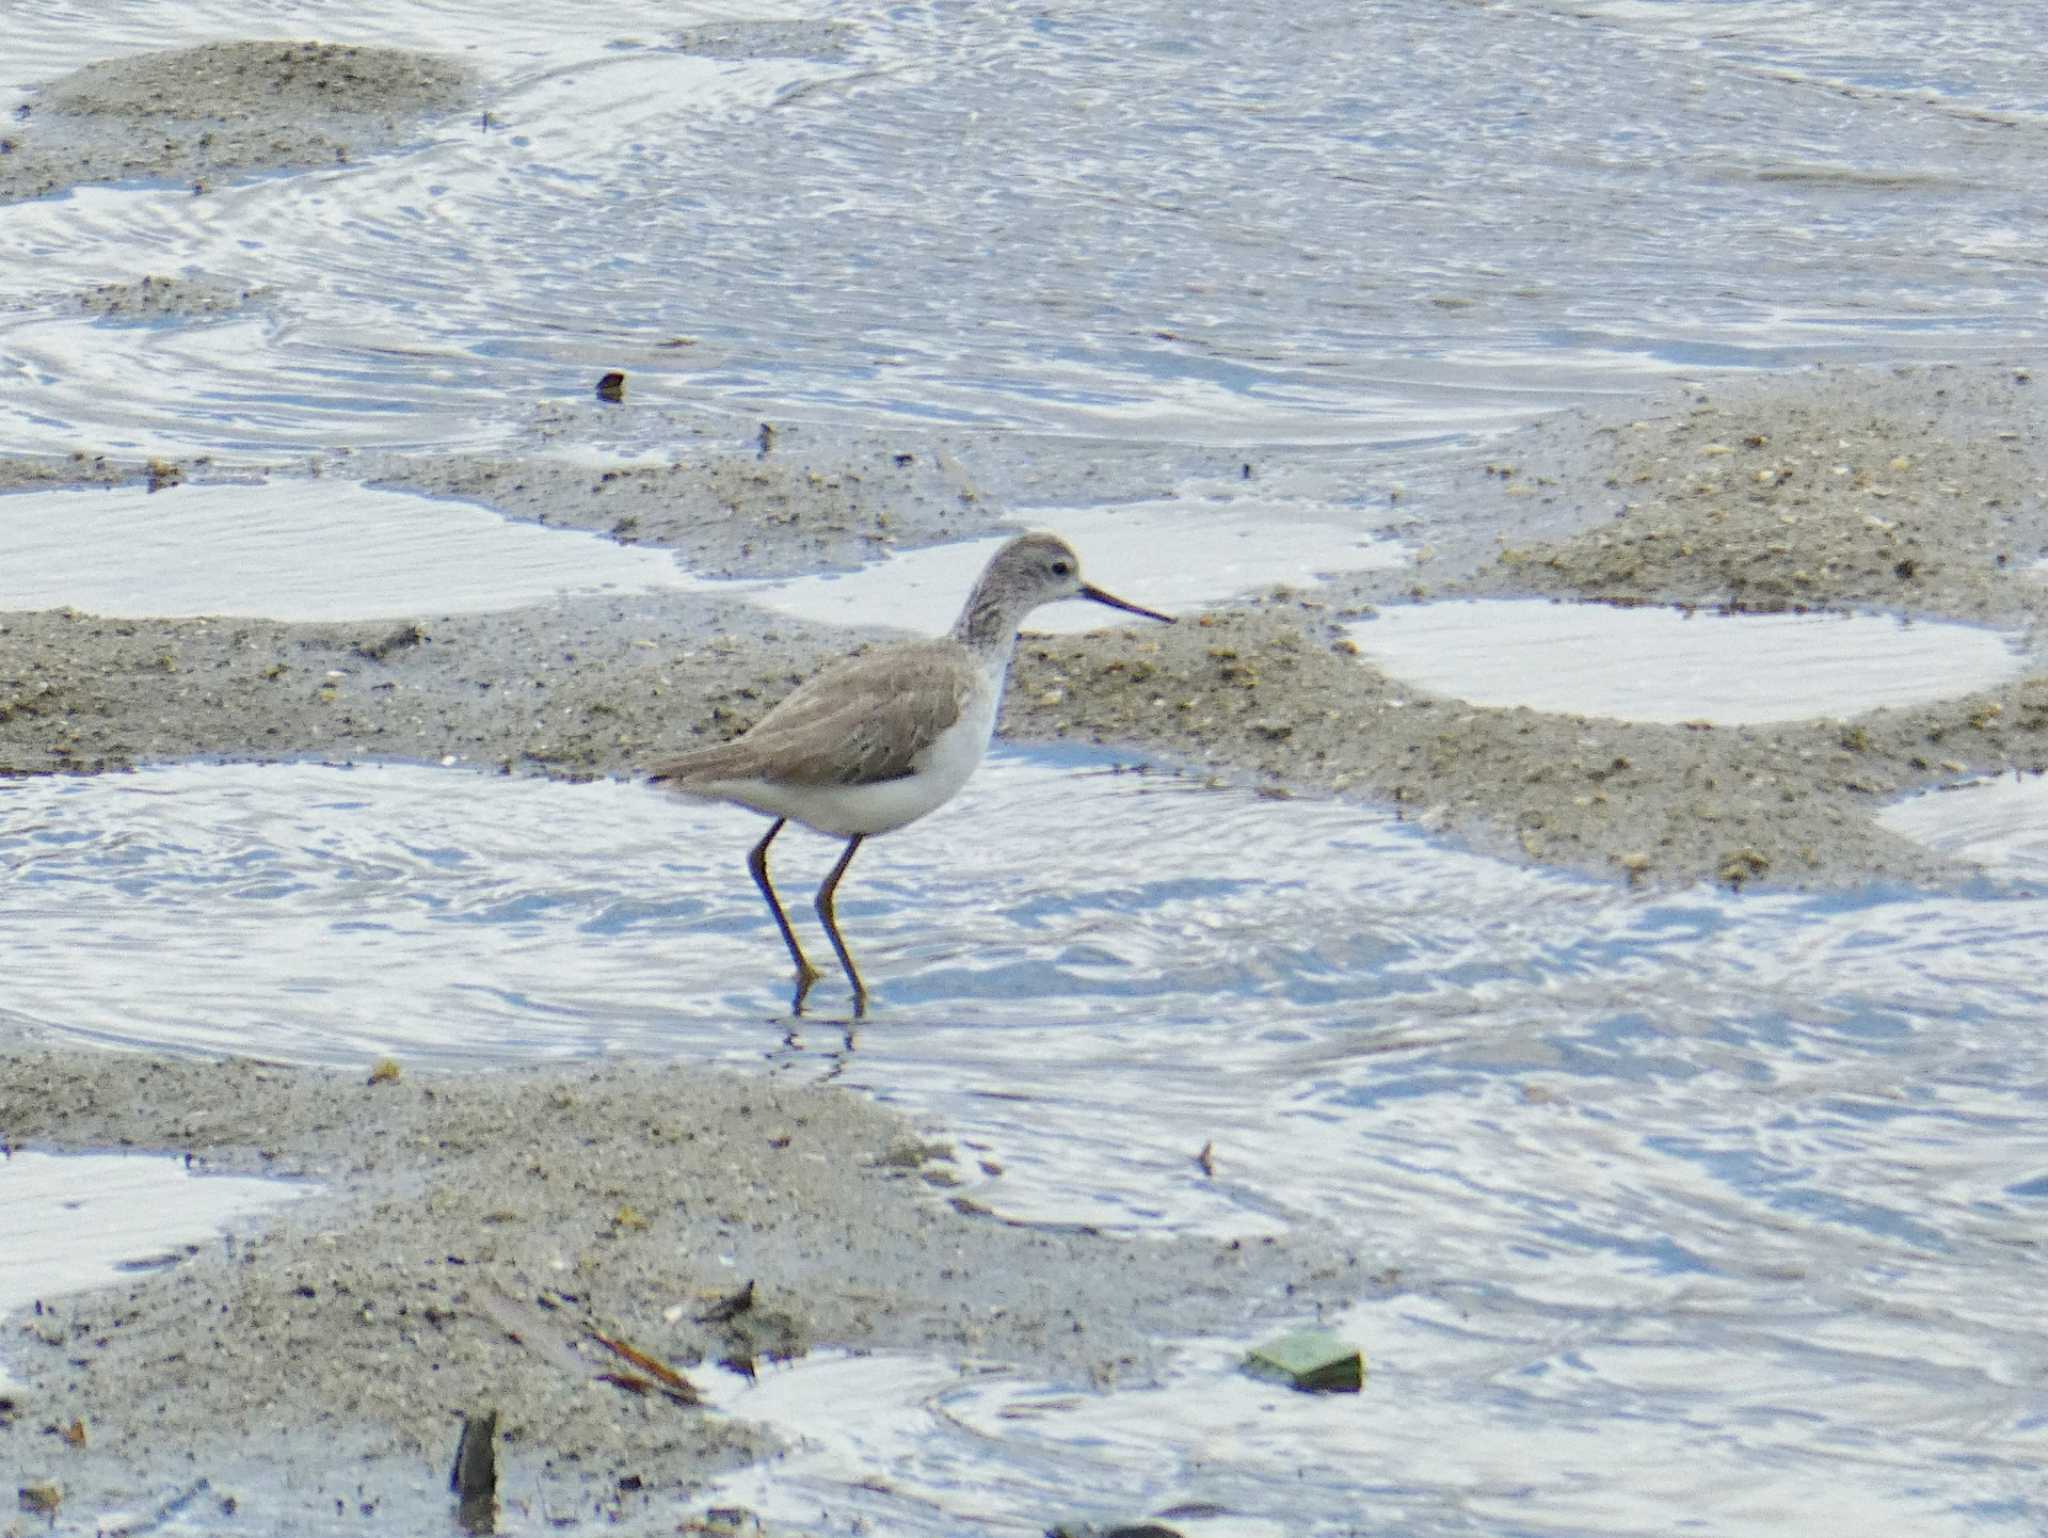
[1080,583,1175,624]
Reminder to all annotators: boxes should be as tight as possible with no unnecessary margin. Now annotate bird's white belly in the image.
[702,679,1000,837]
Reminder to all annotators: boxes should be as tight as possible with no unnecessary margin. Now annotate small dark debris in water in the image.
[1242,1327,1365,1393]
[756,421,776,457]
[450,1408,497,1494]
[1894,558,1918,579]
[57,1418,86,1447]
[17,1483,62,1516]
[1194,1140,1215,1178]
[451,1406,498,1533]
[366,1056,402,1084]
[457,1492,496,1534]
[685,1508,756,1534]
[145,458,183,493]
[695,1278,755,1324]
[479,109,496,131]
[112,1245,198,1274]
[13,103,27,119]
[1241,462,1252,479]
[595,371,626,403]
[894,451,915,466]
[121,1478,214,1531]
[1046,1524,1185,1538]
[718,1353,758,1382]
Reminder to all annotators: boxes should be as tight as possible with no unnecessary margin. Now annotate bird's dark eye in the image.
[1051,560,1071,576]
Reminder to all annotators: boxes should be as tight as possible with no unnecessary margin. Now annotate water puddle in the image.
[748,497,1403,635]
[0,1150,306,1368]
[0,480,696,619]
[2,756,2046,1528]
[1880,772,2048,882]
[1347,599,2027,723]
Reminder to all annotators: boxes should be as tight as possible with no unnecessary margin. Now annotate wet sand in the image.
[1,1050,1364,1531]
[1,40,474,203]
[7,364,2047,890]
[6,32,2048,1538]
[7,363,2046,1526]
[1005,358,2048,887]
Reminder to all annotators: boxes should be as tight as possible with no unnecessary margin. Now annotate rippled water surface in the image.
[3,757,2046,1532]
[6,0,2048,1531]
[1883,772,2048,881]
[5,0,2048,461]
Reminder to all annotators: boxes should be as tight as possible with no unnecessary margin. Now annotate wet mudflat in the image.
[8,368,2048,892]
[1,1049,1366,1533]
[5,1,2048,1534]
[5,743,2047,1533]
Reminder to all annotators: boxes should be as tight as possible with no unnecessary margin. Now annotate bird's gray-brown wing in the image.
[649,640,972,790]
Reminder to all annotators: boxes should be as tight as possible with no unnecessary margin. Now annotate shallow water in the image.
[3,756,2047,1531]
[0,1150,306,1351]
[0,476,1404,629]
[749,495,1405,635]
[5,0,2048,1530]
[1348,599,2031,724]
[1881,772,2048,881]
[4,0,2048,467]
[0,480,697,618]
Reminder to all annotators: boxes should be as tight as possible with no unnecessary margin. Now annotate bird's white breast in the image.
[697,654,1004,838]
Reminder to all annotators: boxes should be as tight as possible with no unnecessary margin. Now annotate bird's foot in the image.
[789,963,823,1017]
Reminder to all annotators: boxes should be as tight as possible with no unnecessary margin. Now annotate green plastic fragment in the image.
[1241,1328,1365,1393]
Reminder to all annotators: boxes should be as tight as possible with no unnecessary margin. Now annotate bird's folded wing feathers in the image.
[649,643,971,790]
